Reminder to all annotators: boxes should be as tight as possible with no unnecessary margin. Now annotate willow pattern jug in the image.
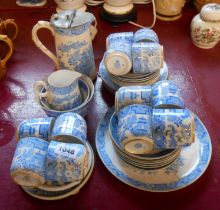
[32,10,97,80]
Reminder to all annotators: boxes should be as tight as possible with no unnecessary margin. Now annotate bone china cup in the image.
[118,104,153,155]
[34,70,82,111]
[152,109,195,149]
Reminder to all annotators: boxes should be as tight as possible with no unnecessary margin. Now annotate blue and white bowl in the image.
[134,28,159,43]
[36,74,94,118]
[10,137,49,187]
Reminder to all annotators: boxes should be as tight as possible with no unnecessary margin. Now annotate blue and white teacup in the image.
[10,137,49,187]
[16,117,55,141]
[106,32,134,49]
[134,28,159,43]
[152,80,185,108]
[46,141,87,185]
[34,70,82,111]
[115,85,152,115]
[118,104,153,155]
[152,109,195,149]
[132,42,164,74]
[104,41,132,76]
[51,112,87,144]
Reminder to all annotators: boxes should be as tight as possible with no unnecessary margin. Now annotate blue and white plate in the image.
[99,59,169,93]
[96,107,212,192]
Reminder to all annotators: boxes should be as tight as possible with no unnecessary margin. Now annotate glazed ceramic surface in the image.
[95,108,212,192]
[105,0,131,7]
[46,141,87,185]
[54,0,86,10]
[51,112,87,144]
[34,70,82,111]
[104,42,132,76]
[133,28,159,43]
[36,74,94,118]
[16,0,47,7]
[16,117,55,141]
[155,0,186,21]
[103,3,134,15]
[99,59,169,93]
[132,43,164,74]
[32,10,97,80]
[152,109,195,149]
[22,142,94,200]
[115,85,152,115]
[10,137,49,187]
[106,32,134,49]
[118,105,153,154]
[191,3,220,49]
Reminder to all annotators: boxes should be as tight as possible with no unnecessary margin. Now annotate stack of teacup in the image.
[10,112,94,200]
[103,28,164,86]
[34,70,94,118]
[110,80,195,169]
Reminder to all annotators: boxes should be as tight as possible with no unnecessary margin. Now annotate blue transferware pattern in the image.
[116,85,152,114]
[118,105,152,144]
[152,96,185,109]
[51,112,87,143]
[46,141,86,185]
[132,43,163,74]
[18,0,43,3]
[17,117,55,141]
[152,109,195,149]
[95,107,212,192]
[99,59,168,93]
[134,28,159,43]
[106,32,134,49]
[10,137,49,186]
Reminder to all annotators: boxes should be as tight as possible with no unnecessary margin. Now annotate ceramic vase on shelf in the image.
[54,0,87,13]
[155,0,186,21]
[193,0,220,11]
[191,3,220,49]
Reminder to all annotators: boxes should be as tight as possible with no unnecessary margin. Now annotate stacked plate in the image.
[109,111,181,170]
[21,142,94,200]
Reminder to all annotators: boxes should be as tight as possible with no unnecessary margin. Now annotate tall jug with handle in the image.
[32,10,97,80]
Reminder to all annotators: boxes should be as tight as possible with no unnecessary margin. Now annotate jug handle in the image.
[2,19,18,41]
[32,21,60,70]
[90,17,98,41]
[0,35,13,67]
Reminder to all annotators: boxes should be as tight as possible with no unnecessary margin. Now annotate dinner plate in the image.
[99,59,168,93]
[96,107,212,192]
[21,143,95,200]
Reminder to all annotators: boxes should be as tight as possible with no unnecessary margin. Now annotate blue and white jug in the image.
[32,10,97,80]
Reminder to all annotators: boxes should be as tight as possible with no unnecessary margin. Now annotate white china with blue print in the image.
[106,32,134,49]
[16,0,47,7]
[16,117,55,141]
[34,70,82,111]
[95,107,212,192]
[134,28,159,43]
[152,80,184,108]
[32,10,97,80]
[118,104,153,155]
[37,74,94,118]
[46,141,87,185]
[99,59,169,93]
[38,141,93,192]
[104,41,132,76]
[152,109,195,149]
[51,112,87,144]
[10,137,49,187]
[132,42,164,74]
[115,85,152,115]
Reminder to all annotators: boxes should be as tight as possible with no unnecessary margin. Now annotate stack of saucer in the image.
[34,71,95,118]
[10,113,94,200]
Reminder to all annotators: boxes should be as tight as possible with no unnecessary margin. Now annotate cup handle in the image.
[0,35,13,67]
[2,19,18,41]
[34,80,48,98]
[32,21,60,70]
[90,18,97,41]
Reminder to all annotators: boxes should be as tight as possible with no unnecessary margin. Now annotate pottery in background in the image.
[16,0,47,7]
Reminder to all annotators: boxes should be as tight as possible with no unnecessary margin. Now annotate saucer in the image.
[21,142,94,200]
[99,59,168,93]
[95,107,212,192]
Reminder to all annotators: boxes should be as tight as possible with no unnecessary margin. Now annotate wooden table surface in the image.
[0,1,220,210]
